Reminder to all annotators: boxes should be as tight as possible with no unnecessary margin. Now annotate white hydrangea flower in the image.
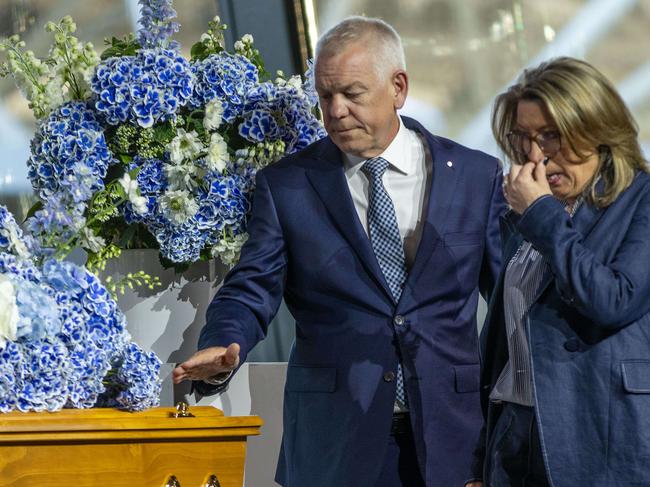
[169,129,204,164]
[204,98,224,131]
[118,173,149,215]
[234,40,244,51]
[159,190,199,226]
[242,34,254,44]
[286,75,303,91]
[211,233,249,266]
[206,133,229,173]
[0,274,19,344]
[79,227,106,253]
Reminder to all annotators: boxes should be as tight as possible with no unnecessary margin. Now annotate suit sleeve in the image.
[198,169,288,367]
[479,159,507,303]
[517,187,650,329]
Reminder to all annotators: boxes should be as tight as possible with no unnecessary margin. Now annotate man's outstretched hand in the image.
[172,343,241,384]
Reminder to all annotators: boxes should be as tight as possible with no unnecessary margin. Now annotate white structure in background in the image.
[0,105,31,194]
[458,0,640,156]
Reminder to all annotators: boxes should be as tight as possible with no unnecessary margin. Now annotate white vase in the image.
[101,249,228,404]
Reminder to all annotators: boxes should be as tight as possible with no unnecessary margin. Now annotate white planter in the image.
[101,250,228,404]
[102,249,227,363]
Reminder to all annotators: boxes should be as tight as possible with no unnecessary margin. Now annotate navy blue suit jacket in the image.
[198,116,506,486]
[479,172,650,486]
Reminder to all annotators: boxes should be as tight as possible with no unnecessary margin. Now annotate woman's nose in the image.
[527,139,546,164]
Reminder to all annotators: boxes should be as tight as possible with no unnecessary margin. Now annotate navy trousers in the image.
[486,402,550,487]
[375,413,426,487]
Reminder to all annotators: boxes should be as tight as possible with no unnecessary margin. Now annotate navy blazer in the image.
[198,116,506,487]
[479,171,650,486]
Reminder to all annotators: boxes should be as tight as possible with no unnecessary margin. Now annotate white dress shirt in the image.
[343,117,430,269]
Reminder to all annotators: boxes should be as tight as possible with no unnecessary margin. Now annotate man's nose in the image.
[328,95,348,119]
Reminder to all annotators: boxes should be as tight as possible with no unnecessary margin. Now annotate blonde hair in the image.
[492,56,648,208]
[315,16,406,79]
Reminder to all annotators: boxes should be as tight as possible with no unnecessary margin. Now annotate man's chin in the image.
[331,138,366,156]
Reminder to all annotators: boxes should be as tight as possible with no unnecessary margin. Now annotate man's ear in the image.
[393,70,408,109]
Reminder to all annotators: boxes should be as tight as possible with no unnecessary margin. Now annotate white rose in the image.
[0,274,19,343]
[206,133,229,173]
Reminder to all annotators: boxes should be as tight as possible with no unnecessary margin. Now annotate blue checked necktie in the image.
[362,156,408,407]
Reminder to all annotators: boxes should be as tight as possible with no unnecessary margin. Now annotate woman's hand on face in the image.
[504,160,552,214]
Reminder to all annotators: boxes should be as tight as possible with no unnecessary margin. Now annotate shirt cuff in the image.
[202,370,234,386]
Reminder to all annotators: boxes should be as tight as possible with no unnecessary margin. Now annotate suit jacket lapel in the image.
[305,138,395,301]
[402,120,459,289]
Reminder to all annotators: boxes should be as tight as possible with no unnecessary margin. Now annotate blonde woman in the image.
[476,57,650,486]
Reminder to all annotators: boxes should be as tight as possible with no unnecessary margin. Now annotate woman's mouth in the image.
[547,173,562,186]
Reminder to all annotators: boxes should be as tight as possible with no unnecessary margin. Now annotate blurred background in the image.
[2,0,650,360]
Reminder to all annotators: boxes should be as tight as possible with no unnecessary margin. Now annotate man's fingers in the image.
[224,343,241,368]
[171,344,241,384]
[172,364,189,384]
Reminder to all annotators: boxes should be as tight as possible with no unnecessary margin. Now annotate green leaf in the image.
[117,224,138,248]
[190,41,209,61]
[100,36,140,59]
[24,201,44,222]
[118,153,133,164]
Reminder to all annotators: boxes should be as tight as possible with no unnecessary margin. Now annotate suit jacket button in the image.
[564,337,580,352]
[383,371,396,382]
[393,315,405,326]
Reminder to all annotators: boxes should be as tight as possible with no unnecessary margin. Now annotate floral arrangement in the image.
[0,0,325,282]
[0,205,161,412]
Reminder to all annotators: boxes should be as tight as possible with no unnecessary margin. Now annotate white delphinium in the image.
[0,274,19,345]
[203,98,224,131]
[118,173,149,215]
[205,133,229,172]
[169,129,204,164]
[159,190,199,226]
[211,233,249,267]
[47,17,99,102]
[0,37,53,118]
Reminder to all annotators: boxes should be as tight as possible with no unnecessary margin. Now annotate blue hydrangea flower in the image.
[0,206,33,259]
[15,338,70,412]
[239,80,326,154]
[92,48,194,128]
[0,239,161,412]
[97,342,161,411]
[12,278,61,340]
[0,341,21,412]
[190,52,259,123]
[65,342,111,408]
[28,101,114,202]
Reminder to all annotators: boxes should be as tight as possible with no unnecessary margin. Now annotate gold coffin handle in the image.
[205,474,221,487]
[165,475,181,486]
[173,401,193,418]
